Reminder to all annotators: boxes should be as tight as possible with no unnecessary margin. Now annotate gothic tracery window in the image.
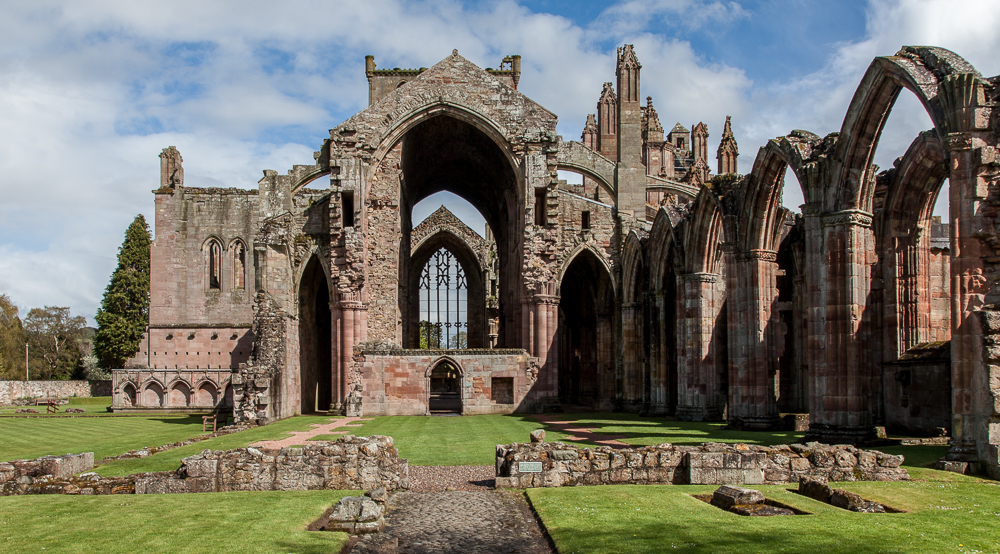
[419,248,467,349]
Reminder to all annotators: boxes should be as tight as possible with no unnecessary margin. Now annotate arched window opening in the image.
[419,248,467,349]
[232,241,246,289]
[207,240,222,290]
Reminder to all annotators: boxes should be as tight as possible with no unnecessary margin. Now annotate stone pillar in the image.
[330,304,341,411]
[946,130,993,469]
[338,300,364,406]
[676,272,725,421]
[806,210,877,443]
[729,249,781,429]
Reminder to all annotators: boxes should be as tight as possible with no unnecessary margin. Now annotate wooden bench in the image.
[35,399,59,413]
[202,415,218,433]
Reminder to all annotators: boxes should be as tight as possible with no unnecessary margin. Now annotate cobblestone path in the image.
[347,490,553,554]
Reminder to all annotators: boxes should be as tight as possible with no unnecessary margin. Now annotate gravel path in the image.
[347,490,553,554]
[407,465,495,492]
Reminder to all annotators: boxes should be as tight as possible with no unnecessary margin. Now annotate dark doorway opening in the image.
[299,256,332,413]
[429,361,462,413]
[558,251,613,408]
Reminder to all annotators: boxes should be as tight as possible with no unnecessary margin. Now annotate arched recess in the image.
[167,381,191,408]
[425,357,463,413]
[621,231,648,411]
[229,239,248,291]
[877,130,950,359]
[393,112,522,350]
[830,46,976,213]
[141,381,164,407]
[121,382,137,407]
[298,254,333,413]
[194,380,219,407]
[557,247,614,408]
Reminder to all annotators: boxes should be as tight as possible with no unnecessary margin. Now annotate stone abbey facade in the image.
[114,45,1000,479]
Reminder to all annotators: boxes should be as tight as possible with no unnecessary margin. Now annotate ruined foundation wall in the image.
[495,441,908,488]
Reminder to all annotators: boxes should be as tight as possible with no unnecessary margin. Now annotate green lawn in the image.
[527,471,1000,554]
[94,415,339,476]
[0,490,354,554]
[0,396,113,416]
[0,414,208,463]
[348,414,558,465]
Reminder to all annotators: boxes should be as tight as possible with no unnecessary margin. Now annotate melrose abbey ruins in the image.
[111,44,1000,479]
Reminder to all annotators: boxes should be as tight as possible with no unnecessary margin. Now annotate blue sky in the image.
[0,0,998,324]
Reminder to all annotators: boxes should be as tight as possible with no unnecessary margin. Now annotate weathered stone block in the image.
[711,485,765,508]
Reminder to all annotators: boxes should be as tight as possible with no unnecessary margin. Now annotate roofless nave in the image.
[112,45,1000,480]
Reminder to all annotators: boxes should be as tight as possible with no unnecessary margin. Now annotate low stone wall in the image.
[1,453,95,495]
[494,441,908,488]
[1,435,409,497]
[0,380,112,405]
[137,435,408,494]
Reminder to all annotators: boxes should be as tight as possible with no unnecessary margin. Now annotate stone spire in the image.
[616,44,645,219]
[717,115,739,174]
[692,121,709,166]
[582,113,598,150]
[642,96,664,142]
[597,82,617,160]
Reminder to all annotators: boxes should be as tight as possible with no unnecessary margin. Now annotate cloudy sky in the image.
[1,0,998,324]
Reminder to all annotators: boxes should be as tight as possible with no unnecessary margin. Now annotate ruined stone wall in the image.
[366,145,403,344]
[1,453,95,496]
[0,381,111,405]
[136,436,407,494]
[144,187,259,370]
[495,441,908,488]
[353,349,535,415]
[929,219,951,342]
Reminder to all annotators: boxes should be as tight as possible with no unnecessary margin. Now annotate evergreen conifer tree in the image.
[94,215,151,369]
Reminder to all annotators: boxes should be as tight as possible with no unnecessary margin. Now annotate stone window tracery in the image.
[232,240,246,289]
[419,248,467,349]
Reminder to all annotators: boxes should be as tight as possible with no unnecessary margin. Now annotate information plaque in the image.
[518,461,542,473]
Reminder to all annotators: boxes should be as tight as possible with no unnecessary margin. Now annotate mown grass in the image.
[0,396,113,416]
[0,490,354,554]
[527,471,1000,554]
[94,415,338,476]
[0,415,207,463]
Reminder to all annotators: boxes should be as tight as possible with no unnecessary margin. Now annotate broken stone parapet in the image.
[494,440,908,488]
[135,435,408,494]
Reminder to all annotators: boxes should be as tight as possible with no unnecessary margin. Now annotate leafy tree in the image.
[419,321,442,349]
[449,331,468,349]
[0,294,27,380]
[24,306,86,380]
[94,215,151,369]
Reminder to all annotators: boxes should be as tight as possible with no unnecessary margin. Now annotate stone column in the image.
[330,303,341,411]
[946,130,993,468]
[729,249,781,429]
[676,272,725,421]
[806,210,877,443]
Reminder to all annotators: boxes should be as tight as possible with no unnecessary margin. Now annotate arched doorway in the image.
[558,250,614,408]
[428,360,462,413]
[299,255,332,413]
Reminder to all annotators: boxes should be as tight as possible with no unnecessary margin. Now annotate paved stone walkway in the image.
[249,417,371,449]
[347,490,552,554]
[530,414,630,448]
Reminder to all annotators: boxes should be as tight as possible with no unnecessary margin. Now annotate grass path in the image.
[0,490,354,554]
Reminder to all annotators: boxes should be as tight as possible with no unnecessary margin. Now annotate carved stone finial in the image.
[452,49,458,56]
